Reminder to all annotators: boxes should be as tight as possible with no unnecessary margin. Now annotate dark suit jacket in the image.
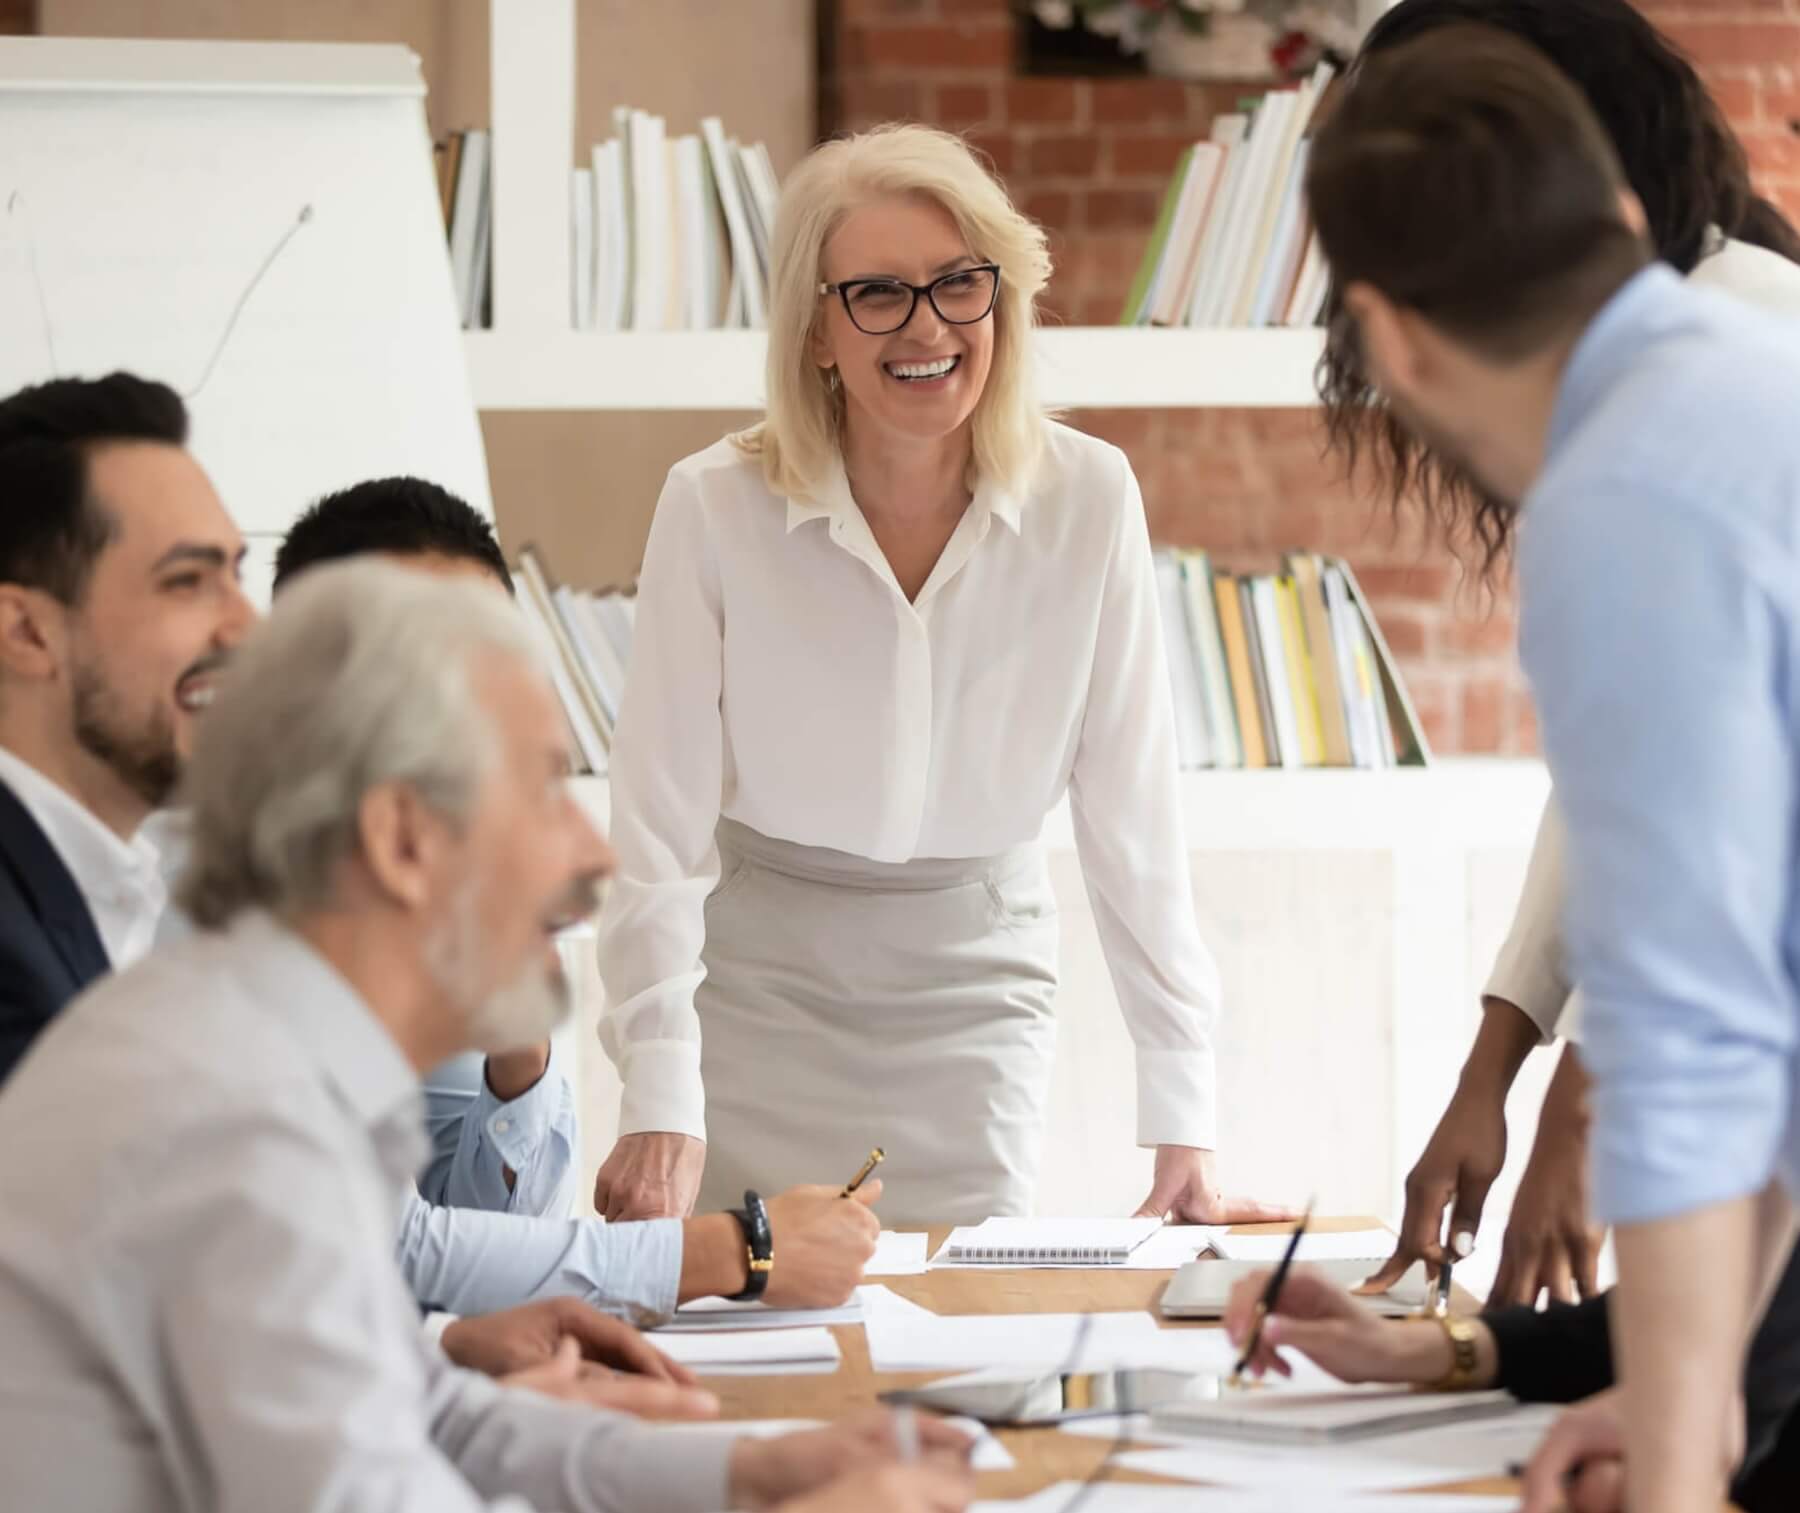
[0,777,112,1087]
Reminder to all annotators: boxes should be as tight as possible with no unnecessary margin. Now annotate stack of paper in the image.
[1116,1404,1559,1492]
[975,1490,1515,1513]
[656,1284,928,1333]
[652,1326,841,1375]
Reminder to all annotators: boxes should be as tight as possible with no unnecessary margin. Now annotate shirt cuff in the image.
[473,1042,567,1172]
[1483,949,1571,1044]
[1135,1047,1217,1150]
[616,1039,707,1141]
[577,1422,739,1513]
[421,1311,459,1348]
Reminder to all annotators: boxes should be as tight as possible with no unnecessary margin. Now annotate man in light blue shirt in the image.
[1305,26,1800,1513]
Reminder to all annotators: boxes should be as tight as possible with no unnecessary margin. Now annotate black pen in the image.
[840,1147,884,1197]
[1230,1198,1316,1386]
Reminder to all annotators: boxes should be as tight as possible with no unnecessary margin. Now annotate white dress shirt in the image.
[598,420,1221,1148]
[1486,235,1800,1042]
[0,744,165,970]
[0,911,739,1513]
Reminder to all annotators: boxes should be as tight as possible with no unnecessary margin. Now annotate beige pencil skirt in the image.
[694,818,1061,1224]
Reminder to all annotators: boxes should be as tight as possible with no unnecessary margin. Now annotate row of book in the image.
[1121,63,1336,330]
[1155,550,1430,770]
[514,547,637,775]
[438,128,493,331]
[572,110,782,332]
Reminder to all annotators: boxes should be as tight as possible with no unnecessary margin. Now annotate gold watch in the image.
[1431,1313,1482,1391]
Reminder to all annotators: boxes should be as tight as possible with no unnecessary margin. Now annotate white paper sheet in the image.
[729,1417,1014,1471]
[1115,1404,1559,1491]
[1207,1230,1394,1264]
[653,1325,841,1373]
[866,1230,930,1275]
[657,1283,926,1333]
[973,1488,1516,1512]
[864,1311,1240,1374]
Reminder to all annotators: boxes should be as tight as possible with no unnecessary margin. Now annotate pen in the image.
[1432,1257,1454,1317]
[1229,1198,1315,1386]
[841,1147,885,1197]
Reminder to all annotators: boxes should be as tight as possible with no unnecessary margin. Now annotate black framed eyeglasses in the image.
[819,263,1001,336]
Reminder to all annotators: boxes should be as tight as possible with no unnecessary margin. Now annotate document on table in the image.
[929,1221,1224,1270]
[652,1325,842,1375]
[1206,1229,1393,1264]
[864,1310,1240,1374]
[1114,1404,1560,1491]
[731,1417,1015,1471]
[973,1488,1516,1513]
[657,1283,922,1332]
[866,1230,930,1275]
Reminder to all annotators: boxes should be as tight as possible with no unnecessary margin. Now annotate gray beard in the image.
[424,879,573,1055]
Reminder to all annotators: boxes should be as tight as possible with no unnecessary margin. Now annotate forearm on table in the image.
[1613,1198,1761,1513]
[679,1213,750,1303]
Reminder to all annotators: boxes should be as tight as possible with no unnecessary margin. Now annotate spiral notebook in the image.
[935,1218,1165,1267]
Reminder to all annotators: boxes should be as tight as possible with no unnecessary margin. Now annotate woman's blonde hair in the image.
[736,123,1053,502]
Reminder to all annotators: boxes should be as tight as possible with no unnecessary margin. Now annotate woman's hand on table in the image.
[594,1131,707,1219]
[1134,1146,1302,1225]
[1221,1263,1498,1388]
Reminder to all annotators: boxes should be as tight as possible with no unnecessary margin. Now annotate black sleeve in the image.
[1482,1293,1616,1404]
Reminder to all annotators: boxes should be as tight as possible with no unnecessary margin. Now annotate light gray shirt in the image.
[0,910,737,1513]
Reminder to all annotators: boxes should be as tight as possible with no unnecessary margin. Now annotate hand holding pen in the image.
[1226,1199,1316,1386]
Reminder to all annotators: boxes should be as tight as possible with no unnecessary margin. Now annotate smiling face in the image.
[51,443,252,817]
[812,195,997,453]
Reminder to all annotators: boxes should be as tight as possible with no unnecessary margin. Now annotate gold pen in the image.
[840,1147,885,1197]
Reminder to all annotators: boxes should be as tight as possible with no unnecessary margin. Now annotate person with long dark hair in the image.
[1348,0,1800,1322]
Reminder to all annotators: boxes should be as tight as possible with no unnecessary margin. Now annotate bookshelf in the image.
[470,0,1330,411]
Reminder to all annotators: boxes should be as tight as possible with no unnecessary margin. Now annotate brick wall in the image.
[826,0,1800,754]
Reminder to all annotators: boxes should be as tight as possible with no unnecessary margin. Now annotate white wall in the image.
[562,760,1558,1287]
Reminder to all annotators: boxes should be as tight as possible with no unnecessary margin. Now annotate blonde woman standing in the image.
[594,125,1291,1227]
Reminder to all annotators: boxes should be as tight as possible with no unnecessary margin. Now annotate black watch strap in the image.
[727,1189,773,1301]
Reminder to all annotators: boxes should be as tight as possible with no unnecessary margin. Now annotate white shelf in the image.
[572,758,1549,854]
[473,1,1328,413]
[465,325,1325,411]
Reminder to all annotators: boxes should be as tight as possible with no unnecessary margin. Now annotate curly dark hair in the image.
[1317,0,1800,573]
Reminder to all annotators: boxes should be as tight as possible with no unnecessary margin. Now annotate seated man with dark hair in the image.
[276,475,515,594]
[277,478,569,1225]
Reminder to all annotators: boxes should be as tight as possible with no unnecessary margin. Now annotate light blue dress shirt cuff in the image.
[420,1047,579,1219]
[396,1188,685,1326]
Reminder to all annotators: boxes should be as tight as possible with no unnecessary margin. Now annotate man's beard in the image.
[425,878,573,1054]
[70,655,179,811]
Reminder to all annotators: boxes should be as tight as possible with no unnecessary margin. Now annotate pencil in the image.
[1229,1198,1316,1386]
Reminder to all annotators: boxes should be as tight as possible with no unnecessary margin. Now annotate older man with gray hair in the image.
[0,561,972,1513]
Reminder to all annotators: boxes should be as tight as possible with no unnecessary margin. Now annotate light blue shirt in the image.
[420,1050,578,1216]
[1520,264,1800,1228]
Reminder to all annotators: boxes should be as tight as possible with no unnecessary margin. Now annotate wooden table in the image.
[701,1218,1520,1502]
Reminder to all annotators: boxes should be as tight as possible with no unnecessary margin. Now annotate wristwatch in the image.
[727,1189,774,1301]
[1431,1313,1482,1391]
